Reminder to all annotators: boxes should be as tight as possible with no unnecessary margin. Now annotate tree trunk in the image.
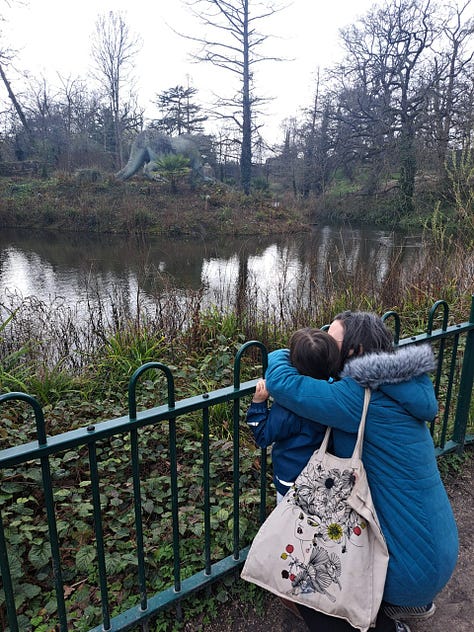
[398,124,416,217]
[240,0,252,194]
[0,63,33,142]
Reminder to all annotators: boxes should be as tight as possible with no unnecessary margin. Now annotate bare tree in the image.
[91,11,142,168]
[427,0,474,171]
[0,63,32,140]
[336,0,439,216]
[269,117,300,195]
[182,0,285,194]
[298,70,338,197]
[0,2,34,150]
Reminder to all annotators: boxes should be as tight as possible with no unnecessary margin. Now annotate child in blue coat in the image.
[246,328,340,503]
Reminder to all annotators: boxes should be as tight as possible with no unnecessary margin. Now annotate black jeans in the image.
[297,604,395,632]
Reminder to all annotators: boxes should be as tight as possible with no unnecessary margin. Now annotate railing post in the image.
[127,362,177,609]
[452,295,474,449]
[427,300,450,399]
[0,392,68,631]
[234,342,268,537]
[0,510,18,632]
[382,310,401,345]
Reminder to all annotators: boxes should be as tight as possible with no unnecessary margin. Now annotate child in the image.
[246,328,340,503]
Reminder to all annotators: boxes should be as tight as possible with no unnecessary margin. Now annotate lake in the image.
[0,225,422,322]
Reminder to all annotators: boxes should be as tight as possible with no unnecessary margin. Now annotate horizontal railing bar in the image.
[88,547,250,632]
[434,435,474,456]
[396,321,473,346]
[0,380,258,468]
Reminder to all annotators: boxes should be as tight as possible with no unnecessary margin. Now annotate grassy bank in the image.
[1,169,471,237]
[0,175,309,237]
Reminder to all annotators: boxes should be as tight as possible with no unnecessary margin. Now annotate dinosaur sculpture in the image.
[115,130,213,182]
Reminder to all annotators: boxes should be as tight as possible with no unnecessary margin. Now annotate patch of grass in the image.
[437,450,471,481]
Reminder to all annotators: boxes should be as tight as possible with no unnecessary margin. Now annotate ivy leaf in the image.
[190,522,203,537]
[63,451,79,462]
[143,499,155,513]
[7,550,23,580]
[77,502,93,518]
[28,543,51,569]
[215,508,229,522]
[22,582,42,598]
[216,589,229,603]
[76,545,96,572]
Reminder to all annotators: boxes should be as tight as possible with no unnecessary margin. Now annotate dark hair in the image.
[333,311,393,366]
[289,328,340,380]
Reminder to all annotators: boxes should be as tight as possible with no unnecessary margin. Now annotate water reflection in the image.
[0,226,421,321]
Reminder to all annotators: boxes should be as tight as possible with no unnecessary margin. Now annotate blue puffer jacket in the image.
[265,344,458,607]
[246,401,327,496]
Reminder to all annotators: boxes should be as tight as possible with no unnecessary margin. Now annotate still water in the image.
[0,226,422,321]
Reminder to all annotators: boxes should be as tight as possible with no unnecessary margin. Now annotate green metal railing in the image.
[0,299,473,631]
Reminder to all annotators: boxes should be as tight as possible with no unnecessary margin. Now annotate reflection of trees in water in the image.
[0,226,423,325]
[227,227,421,323]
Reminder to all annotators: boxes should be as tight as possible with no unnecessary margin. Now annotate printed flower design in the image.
[280,544,341,602]
[294,464,357,522]
[277,462,368,600]
[326,522,344,542]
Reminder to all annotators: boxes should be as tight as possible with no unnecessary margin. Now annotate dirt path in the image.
[410,450,473,632]
[194,449,473,632]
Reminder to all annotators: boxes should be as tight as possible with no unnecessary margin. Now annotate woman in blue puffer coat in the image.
[265,311,458,632]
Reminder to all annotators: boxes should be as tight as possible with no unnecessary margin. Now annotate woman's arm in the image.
[265,349,358,431]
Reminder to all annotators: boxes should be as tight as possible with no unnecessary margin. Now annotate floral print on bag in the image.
[279,462,367,599]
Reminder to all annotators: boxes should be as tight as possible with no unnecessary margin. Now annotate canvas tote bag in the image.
[241,388,389,631]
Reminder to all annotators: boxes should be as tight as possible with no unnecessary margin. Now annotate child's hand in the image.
[252,379,269,403]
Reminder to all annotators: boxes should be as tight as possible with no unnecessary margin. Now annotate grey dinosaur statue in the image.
[115,130,213,182]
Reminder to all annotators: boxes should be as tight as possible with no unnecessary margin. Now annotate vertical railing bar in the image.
[232,397,241,560]
[0,508,19,632]
[382,310,401,345]
[426,301,450,438]
[128,361,176,612]
[452,295,474,447]
[130,426,147,612]
[40,454,68,631]
[169,415,181,592]
[439,334,460,448]
[88,442,111,631]
[427,300,450,335]
[433,337,446,400]
[259,447,267,525]
[233,341,268,391]
[232,341,268,554]
[202,406,211,575]
[0,393,68,630]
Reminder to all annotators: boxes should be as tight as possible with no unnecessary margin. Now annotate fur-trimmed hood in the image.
[340,344,436,389]
[340,344,437,421]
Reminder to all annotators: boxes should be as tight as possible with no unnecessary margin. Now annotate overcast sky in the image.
[4,0,377,144]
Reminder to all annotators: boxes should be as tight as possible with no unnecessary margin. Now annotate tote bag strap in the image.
[315,388,371,463]
[351,387,371,463]
[317,425,333,457]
